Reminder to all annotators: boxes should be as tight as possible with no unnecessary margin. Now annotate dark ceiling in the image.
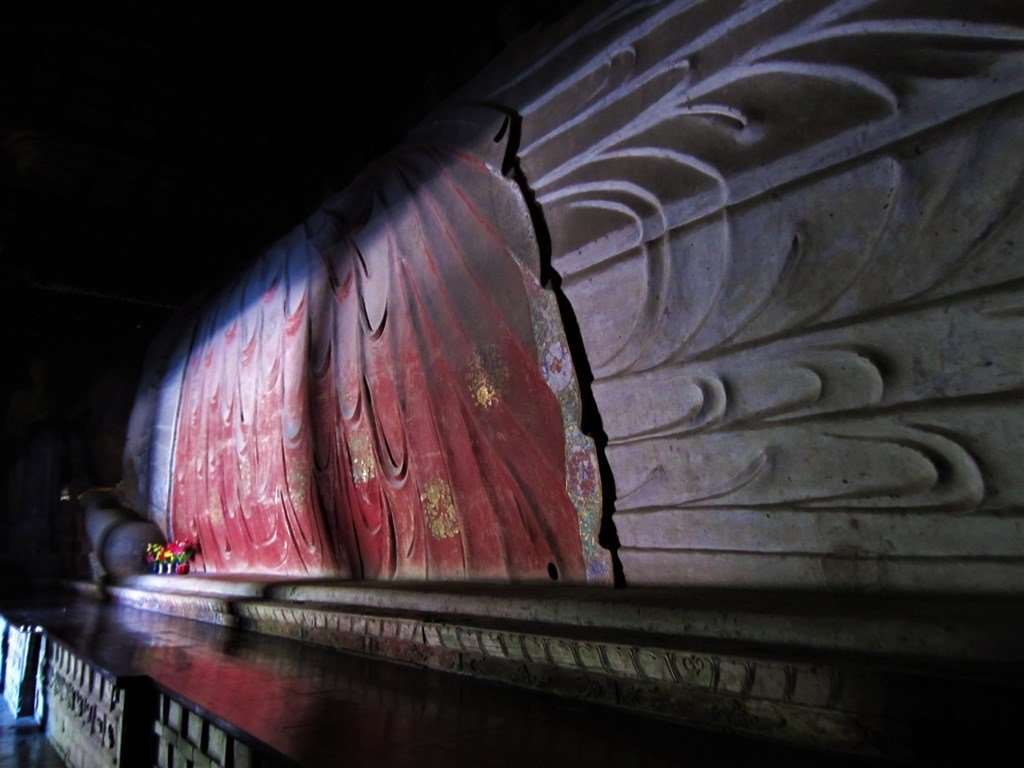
[1,1,579,384]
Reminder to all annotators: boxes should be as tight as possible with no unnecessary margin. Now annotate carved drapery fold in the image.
[145,111,609,582]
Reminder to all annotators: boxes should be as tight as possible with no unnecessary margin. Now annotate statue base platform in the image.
[59,574,1024,764]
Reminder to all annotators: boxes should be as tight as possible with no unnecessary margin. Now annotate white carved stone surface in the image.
[155,694,267,768]
[33,633,46,725]
[46,643,132,768]
[452,0,1024,591]
[0,615,7,692]
[3,623,40,719]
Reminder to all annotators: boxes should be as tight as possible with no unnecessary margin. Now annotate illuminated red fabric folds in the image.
[169,138,587,581]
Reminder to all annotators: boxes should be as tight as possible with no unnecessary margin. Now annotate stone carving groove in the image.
[448,0,1024,590]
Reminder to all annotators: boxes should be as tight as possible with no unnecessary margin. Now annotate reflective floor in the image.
[1,593,892,768]
[0,705,64,768]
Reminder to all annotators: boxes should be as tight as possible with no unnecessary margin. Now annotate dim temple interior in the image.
[2,1,1022,766]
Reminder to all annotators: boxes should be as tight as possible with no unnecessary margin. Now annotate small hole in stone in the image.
[547,562,559,580]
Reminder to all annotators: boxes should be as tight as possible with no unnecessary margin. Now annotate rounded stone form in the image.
[79,487,165,579]
[83,505,135,550]
[101,520,166,578]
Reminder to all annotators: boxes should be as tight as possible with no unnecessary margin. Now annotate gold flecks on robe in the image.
[420,478,460,540]
[350,432,377,485]
[239,453,253,493]
[287,463,309,505]
[208,495,226,526]
[466,346,508,409]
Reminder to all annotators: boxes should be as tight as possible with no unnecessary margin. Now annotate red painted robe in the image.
[169,125,587,582]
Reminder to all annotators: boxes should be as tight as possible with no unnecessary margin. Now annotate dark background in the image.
[0,1,585,560]
[0,0,582,440]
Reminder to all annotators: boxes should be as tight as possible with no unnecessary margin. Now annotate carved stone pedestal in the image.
[3,622,42,719]
[154,693,286,768]
[45,641,156,768]
[94,574,1022,764]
